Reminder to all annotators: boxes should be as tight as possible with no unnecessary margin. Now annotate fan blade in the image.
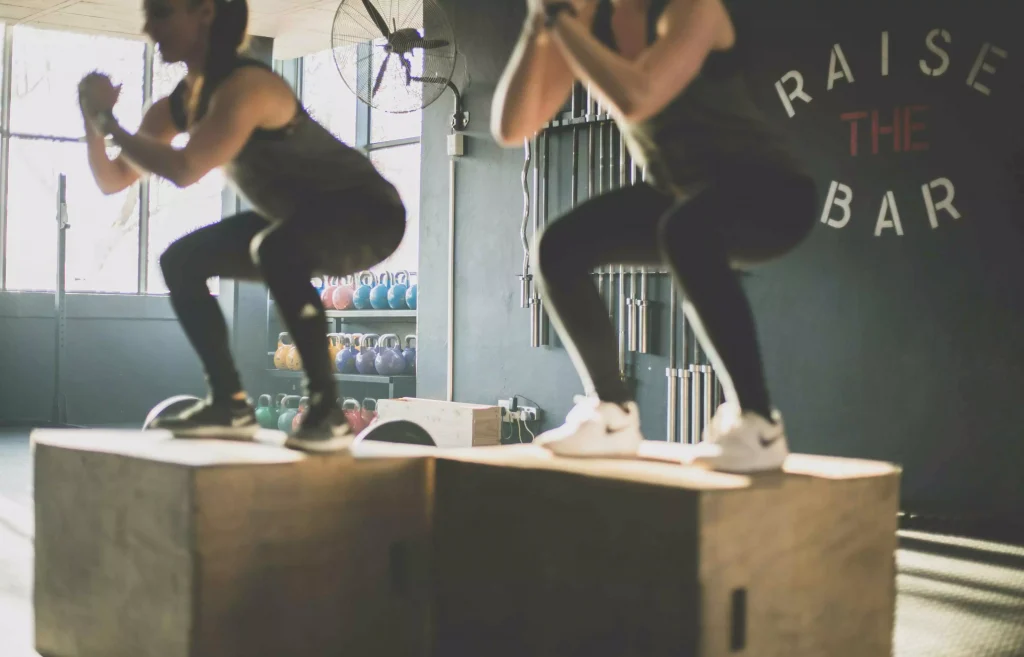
[372,53,391,96]
[360,0,390,39]
[400,56,412,86]
[414,39,450,50]
[411,76,448,85]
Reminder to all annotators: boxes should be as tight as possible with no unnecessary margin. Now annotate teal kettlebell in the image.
[353,271,376,310]
[388,271,410,309]
[370,272,393,310]
[255,395,275,428]
[277,395,300,432]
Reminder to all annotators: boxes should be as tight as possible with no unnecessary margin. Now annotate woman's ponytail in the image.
[188,0,249,122]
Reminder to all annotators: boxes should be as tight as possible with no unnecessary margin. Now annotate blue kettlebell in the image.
[355,334,379,375]
[374,334,406,376]
[370,272,393,310]
[402,335,416,374]
[388,271,410,310]
[335,334,359,374]
[406,282,418,310]
[353,271,376,310]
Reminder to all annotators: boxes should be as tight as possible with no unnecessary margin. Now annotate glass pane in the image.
[369,143,420,275]
[10,26,144,138]
[152,54,187,104]
[6,138,140,293]
[302,48,357,145]
[370,107,421,144]
[147,147,225,294]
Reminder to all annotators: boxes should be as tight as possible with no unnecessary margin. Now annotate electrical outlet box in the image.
[498,399,540,423]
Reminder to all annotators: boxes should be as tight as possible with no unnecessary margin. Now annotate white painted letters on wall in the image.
[821,181,854,229]
[920,29,952,77]
[881,31,890,77]
[967,43,1008,96]
[874,191,905,236]
[827,44,851,90]
[922,178,961,228]
[827,44,856,90]
[775,71,813,118]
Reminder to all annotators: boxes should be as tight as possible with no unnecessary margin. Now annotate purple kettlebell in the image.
[402,335,416,374]
[374,334,406,376]
[355,334,379,375]
[335,334,358,374]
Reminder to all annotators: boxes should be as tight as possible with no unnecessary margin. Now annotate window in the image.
[9,26,144,138]
[145,54,225,294]
[5,138,140,293]
[4,26,144,292]
[302,48,357,145]
[369,143,420,275]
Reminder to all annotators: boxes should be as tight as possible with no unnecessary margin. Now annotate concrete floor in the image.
[1,430,1023,657]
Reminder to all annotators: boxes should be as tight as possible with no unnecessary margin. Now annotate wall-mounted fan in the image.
[331,0,462,123]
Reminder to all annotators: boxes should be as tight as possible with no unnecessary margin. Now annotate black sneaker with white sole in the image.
[285,401,354,453]
[149,397,259,439]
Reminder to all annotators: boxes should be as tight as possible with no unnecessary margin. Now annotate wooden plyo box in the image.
[34,430,900,657]
[419,444,901,657]
[32,430,434,657]
[375,398,502,447]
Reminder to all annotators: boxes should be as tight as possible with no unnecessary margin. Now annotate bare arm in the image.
[548,0,731,123]
[491,5,598,146]
[85,97,179,195]
[104,68,285,188]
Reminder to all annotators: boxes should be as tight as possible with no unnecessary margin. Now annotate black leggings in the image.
[534,169,817,418]
[160,196,405,404]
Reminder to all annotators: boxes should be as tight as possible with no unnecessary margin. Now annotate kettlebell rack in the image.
[264,293,417,401]
[518,83,722,444]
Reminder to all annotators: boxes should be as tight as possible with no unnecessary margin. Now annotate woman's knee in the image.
[656,207,700,256]
[532,220,590,286]
[160,236,200,287]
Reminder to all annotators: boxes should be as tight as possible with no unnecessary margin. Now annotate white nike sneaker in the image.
[692,403,789,473]
[535,396,645,458]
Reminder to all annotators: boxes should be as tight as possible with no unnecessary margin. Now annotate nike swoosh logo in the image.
[232,417,255,427]
[759,435,781,448]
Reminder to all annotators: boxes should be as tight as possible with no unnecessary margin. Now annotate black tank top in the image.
[592,0,802,197]
[168,57,401,222]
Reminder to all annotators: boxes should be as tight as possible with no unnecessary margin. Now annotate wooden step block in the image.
[375,398,501,447]
[416,443,901,657]
[32,430,434,657]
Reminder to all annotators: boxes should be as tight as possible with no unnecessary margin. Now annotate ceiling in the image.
[0,0,422,60]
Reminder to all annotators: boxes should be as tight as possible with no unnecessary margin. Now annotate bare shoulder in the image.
[663,0,735,50]
[209,64,298,128]
[217,65,294,102]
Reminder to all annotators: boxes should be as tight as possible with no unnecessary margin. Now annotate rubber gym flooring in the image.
[1,430,1022,657]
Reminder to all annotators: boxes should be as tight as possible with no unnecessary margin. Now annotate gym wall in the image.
[418,0,1024,520]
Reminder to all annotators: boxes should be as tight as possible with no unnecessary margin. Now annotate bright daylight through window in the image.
[0,25,421,293]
